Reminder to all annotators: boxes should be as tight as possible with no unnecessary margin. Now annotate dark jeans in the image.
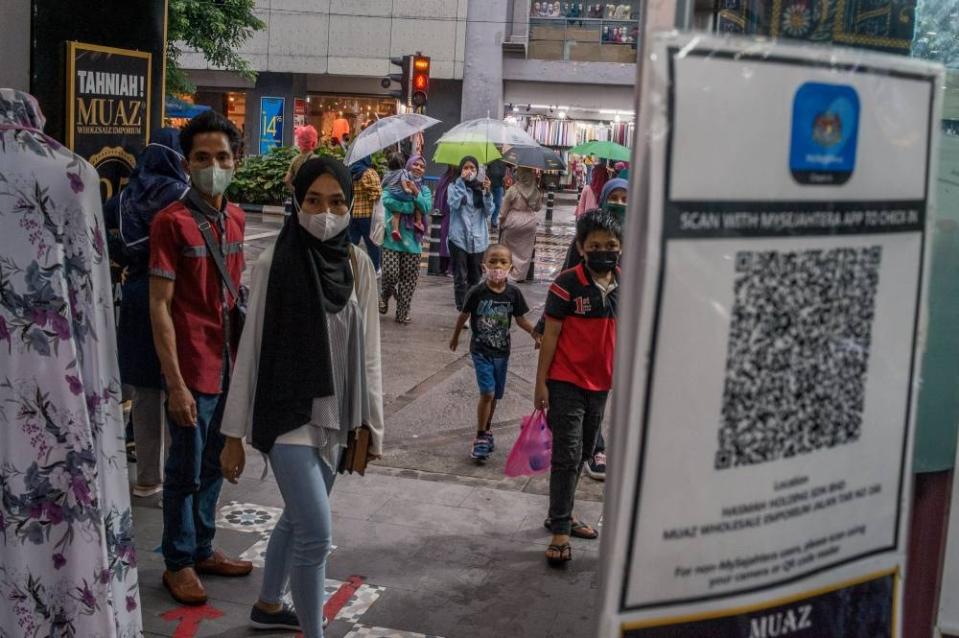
[491,186,505,227]
[349,215,381,270]
[546,380,608,535]
[595,431,606,454]
[162,390,226,571]
[450,243,483,311]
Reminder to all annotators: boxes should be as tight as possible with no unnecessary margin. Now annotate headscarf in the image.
[405,154,424,185]
[252,157,356,453]
[589,159,610,199]
[103,128,189,271]
[510,167,543,210]
[434,165,457,217]
[0,89,57,157]
[600,178,629,205]
[458,155,484,208]
[0,88,45,130]
[350,155,372,181]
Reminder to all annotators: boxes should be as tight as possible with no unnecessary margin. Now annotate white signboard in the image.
[599,34,942,638]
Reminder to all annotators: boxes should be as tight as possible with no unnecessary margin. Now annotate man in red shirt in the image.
[534,209,621,567]
[149,110,252,604]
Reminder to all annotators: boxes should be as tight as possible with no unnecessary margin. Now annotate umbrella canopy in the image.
[345,113,440,165]
[165,96,211,119]
[437,117,540,148]
[433,141,502,165]
[569,140,631,162]
[502,145,566,172]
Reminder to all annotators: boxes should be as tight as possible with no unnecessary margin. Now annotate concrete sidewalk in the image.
[135,460,601,637]
[133,198,605,637]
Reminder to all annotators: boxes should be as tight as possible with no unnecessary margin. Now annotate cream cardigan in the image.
[220,241,384,455]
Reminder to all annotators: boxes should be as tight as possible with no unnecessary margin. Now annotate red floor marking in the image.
[323,575,366,622]
[161,604,224,638]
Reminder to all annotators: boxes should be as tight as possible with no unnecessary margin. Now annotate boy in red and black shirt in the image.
[534,209,621,566]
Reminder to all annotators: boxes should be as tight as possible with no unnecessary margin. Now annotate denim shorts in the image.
[471,352,509,400]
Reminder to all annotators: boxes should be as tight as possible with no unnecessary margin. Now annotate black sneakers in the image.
[250,604,300,631]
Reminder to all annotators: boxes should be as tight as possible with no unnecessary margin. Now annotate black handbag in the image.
[184,190,247,350]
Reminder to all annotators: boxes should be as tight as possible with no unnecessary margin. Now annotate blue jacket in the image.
[447,178,494,254]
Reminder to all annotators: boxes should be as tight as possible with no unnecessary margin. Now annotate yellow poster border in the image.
[161,0,169,121]
[66,41,153,151]
[621,568,899,635]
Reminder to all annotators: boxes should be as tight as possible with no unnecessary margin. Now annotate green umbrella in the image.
[569,140,631,162]
[433,141,502,165]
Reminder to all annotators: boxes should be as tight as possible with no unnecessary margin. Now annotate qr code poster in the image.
[598,34,942,638]
[626,235,921,607]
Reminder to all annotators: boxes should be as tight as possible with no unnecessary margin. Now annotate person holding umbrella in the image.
[447,156,495,310]
[497,167,544,282]
[348,156,383,271]
[380,155,432,324]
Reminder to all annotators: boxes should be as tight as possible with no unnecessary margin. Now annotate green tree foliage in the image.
[166,0,265,95]
[228,145,389,205]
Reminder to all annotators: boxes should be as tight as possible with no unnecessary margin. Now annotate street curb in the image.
[239,202,287,216]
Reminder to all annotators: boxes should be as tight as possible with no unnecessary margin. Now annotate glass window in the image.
[527,1,640,62]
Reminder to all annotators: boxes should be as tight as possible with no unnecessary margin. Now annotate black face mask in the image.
[585,250,619,274]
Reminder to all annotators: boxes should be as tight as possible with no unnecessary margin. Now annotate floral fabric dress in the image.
[0,90,141,637]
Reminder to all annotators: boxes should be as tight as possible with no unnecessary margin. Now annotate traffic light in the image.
[384,55,411,103]
[411,54,430,108]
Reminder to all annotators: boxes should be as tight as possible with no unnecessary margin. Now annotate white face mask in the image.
[191,163,234,197]
[297,210,350,241]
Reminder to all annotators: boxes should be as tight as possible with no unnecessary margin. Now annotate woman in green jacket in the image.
[379,154,432,324]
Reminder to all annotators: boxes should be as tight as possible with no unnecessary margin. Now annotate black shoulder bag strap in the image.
[184,189,239,303]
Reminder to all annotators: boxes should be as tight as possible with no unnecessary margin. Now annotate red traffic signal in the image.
[411,55,430,108]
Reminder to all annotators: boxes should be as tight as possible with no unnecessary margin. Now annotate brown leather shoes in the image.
[195,549,254,577]
[162,567,207,605]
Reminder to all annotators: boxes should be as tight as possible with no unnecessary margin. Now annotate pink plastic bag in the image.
[504,410,552,477]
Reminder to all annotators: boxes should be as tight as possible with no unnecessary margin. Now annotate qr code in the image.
[715,246,882,470]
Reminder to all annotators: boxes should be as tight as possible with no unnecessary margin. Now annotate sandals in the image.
[546,543,572,567]
[378,298,388,315]
[543,518,599,540]
[395,315,411,325]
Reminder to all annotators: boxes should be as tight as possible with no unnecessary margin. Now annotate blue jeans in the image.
[491,186,505,226]
[349,215,381,270]
[162,391,226,571]
[260,445,336,638]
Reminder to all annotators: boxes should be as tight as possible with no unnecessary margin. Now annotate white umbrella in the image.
[345,113,441,165]
[436,117,541,148]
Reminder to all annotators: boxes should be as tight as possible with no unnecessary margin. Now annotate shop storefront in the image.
[506,104,634,190]
[192,90,247,133]
[527,1,641,62]
[303,94,397,144]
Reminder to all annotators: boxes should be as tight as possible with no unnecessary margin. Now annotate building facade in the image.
[178,0,646,175]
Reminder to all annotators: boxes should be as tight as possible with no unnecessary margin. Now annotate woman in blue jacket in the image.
[447,155,495,310]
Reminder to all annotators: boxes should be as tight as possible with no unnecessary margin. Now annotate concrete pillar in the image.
[0,0,30,92]
[246,72,301,154]
[461,0,507,121]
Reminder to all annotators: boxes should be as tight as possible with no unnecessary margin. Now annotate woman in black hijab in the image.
[219,157,384,636]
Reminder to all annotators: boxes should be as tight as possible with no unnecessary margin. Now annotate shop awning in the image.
[165,97,212,119]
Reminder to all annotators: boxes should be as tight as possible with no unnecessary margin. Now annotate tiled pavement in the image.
[135,459,602,638]
[134,194,602,637]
